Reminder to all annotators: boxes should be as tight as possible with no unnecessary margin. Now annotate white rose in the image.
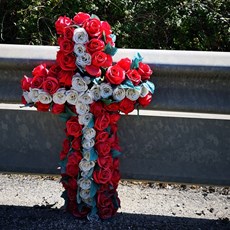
[72,74,88,92]
[28,88,40,102]
[72,28,89,44]
[90,85,101,101]
[100,83,113,98]
[76,52,91,67]
[78,113,93,126]
[76,102,89,115]
[23,91,33,104]
[140,84,149,97]
[83,127,96,140]
[78,91,94,105]
[82,138,95,149]
[66,89,78,105]
[73,43,86,56]
[126,88,140,101]
[78,178,91,190]
[79,159,95,172]
[52,88,66,104]
[82,150,90,161]
[80,189,90,199]
[38,91,52,104]
[113,86,126,101]
[83,76,91,85]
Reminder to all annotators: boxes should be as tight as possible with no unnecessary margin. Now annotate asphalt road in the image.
[0,173,229,230]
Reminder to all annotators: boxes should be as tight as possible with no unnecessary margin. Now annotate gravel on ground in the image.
[0,173,229,229]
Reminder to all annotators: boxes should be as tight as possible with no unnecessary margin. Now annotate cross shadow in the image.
[0,205,229,230]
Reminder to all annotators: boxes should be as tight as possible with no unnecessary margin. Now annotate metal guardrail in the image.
[0,44,230,186]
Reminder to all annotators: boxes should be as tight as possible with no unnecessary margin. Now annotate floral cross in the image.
[21,12,155,221]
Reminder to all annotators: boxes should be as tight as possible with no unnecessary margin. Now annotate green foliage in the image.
[0,0,229,50]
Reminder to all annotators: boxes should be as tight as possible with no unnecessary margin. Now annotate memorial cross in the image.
[21,12,155,220]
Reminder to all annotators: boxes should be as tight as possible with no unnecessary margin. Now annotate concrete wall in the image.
[0,45,230,185]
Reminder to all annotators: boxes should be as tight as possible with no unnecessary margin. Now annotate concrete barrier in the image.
[0,44,230,186]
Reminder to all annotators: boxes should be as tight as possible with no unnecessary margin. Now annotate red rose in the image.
[110,139,121,150]
[55,16,72,35]
[84,18,102,38]
[60,150,67,161]
[98,184,110,193]
[101,21,112,36]
[56,51,77,71]
[113,158,120,170]
[73,12,90,25]
[72,137,81,151]
[104,34,115,46]
[85,65,101,77]
[67,188,77,201]
[117,58,131,71]
[94,112,110,131]
[109,113,121,124]
[51,103,65,114]
[110,123,118,135]
[62,138,70,154]
[73,206,90,219]
[58,37,74,54]
[90,101,105,117]
[98,156,113,169]
[43,76,59,95]
[66,116,82,137]
[93,167,112,184]
[86,38,105,54]
[108,133,119,148]
[31,75,45,89]
[36,101,50,112]
[98,207,114,219]
[119,98,135,114]
[21,75,32,91]
[92,51,112,68]
[126,69,141,85]
[110,169,121,187]
[58,70,74,87]
[68,178,78,190]
[138,92,152,107]
[105,64,125,85]
[66,151,82,177]
[48,64,62,78]
[32,64,48,78]
[138,62,153,81]
[96,131,109,143]
[64,27,74,40]
[97,193,113,208]
[104,103,120,112]
[95,142,111,157]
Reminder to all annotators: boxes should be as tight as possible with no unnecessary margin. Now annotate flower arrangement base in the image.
[21,12,155,220]
[59,108,122,220]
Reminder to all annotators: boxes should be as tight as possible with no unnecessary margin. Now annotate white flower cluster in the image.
[23,88,53,105]
[72,28,91,68]
[23,72,151,107]
[77,121,96,206]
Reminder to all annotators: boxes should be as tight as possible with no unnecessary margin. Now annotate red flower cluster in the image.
[105,58,152,86]
[55,12,116,78]
[21,64,68,113]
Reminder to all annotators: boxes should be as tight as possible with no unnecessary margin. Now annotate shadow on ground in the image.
[0,205,229,230]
